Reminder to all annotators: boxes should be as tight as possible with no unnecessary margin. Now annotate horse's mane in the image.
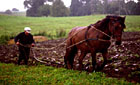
[88,17,110,31]
[88,15,126,31]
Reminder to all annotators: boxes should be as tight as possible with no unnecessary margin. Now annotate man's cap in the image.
[24,27,31,33]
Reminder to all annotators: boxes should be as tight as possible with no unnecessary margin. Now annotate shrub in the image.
[34,31,47,36]
[0,34,16,45]
[34,31,55,39]
[0,35,10,44]
[56,29,66,38]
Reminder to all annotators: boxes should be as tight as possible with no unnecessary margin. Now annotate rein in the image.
[17,26,112,64]
[90,26,111,38]
[19,43,31,48]
[18,43,62,64]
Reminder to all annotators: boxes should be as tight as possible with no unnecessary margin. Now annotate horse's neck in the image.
[94,24,111,40]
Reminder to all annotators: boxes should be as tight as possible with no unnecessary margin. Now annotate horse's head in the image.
[107,15,126,45]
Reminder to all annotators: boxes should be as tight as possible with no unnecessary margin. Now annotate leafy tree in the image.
[24,0,140,16]
[135,0,140,15]
[12,8,19,12]
[51,0,70,17]
[119,0,128,15]
[38,4,51,16]
[107,1,119,14]
[70,0,83,16]
[90,0,103,14]
[102,0,109,14]
[70,0,104,16]
[125,1,137,15]
[81,0,92,15]
[5,10,12,14]
[24,0,53,17]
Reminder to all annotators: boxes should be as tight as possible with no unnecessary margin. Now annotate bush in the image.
[0,35,10,44]
[34,31,55,39]
[0,34,16,45]
[34,31,47,36]
[56,29,66,38]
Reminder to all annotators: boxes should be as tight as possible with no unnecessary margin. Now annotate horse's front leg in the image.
[91,52,96,71]
[78,52,86,71]
[99,50,108,70]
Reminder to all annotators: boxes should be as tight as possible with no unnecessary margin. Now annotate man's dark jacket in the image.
[14,32,35,45]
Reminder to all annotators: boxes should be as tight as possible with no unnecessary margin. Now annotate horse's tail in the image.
[64,45,77,69]
[65,31,77,69]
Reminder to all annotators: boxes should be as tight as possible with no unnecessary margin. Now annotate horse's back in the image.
[68,26,87,36]
[66,26,87,47]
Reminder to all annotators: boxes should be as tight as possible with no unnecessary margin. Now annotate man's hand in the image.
[16,42,20,45]
[31,43,35,47]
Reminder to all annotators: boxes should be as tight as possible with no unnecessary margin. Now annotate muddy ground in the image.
[0,32,140,83]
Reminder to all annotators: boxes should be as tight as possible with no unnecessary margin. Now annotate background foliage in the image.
[23,0,140,17]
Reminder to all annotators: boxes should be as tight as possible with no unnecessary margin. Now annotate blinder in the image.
[110,19,125,38]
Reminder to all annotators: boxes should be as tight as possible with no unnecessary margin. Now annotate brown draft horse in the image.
[64,15,126,71]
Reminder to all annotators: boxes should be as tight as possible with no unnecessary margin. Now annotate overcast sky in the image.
[0,0,71,11]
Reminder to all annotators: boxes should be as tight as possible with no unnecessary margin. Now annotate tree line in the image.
[70,0,140,16]
[24,0,140,17]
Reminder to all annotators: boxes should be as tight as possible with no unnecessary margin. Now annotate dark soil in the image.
[0,32,140,83]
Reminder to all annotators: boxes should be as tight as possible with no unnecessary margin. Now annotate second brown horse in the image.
[64,15,126,71]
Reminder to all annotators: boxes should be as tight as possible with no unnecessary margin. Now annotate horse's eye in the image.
[112,21,115,24]
[119,24,121,27]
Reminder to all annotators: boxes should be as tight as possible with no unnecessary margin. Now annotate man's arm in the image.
[14,33,21,45]
[30,34,35,47]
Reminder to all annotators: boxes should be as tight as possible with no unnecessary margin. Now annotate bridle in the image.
[84,18,124,47]
[109,19,124,39]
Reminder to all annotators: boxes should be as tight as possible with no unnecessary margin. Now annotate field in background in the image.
[12,12,26,16]
[0,15,140,38]
[0,11,26,16]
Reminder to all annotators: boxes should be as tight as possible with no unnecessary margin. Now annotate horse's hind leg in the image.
[64,48,69,66]
[64,49,71,68]
[64,46,77,69]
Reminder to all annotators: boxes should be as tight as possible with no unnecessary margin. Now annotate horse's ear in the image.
[88,24,93,28]
[106,15,112,19]
[121,16,126,29]
[123,16,126,19]
[122,16,126,22]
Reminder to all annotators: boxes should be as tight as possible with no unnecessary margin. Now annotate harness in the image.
[85,26,98,41]
[66,26,111,49]
[84,25,111,48]
[85,26,97,49]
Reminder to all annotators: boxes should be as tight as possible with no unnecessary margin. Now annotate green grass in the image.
[0,15,139,38]
[0,15,104,36]
[0,63,137,85]
[125,16,140,31]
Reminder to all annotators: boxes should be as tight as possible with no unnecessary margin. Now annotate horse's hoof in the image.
[95,66,104,71]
